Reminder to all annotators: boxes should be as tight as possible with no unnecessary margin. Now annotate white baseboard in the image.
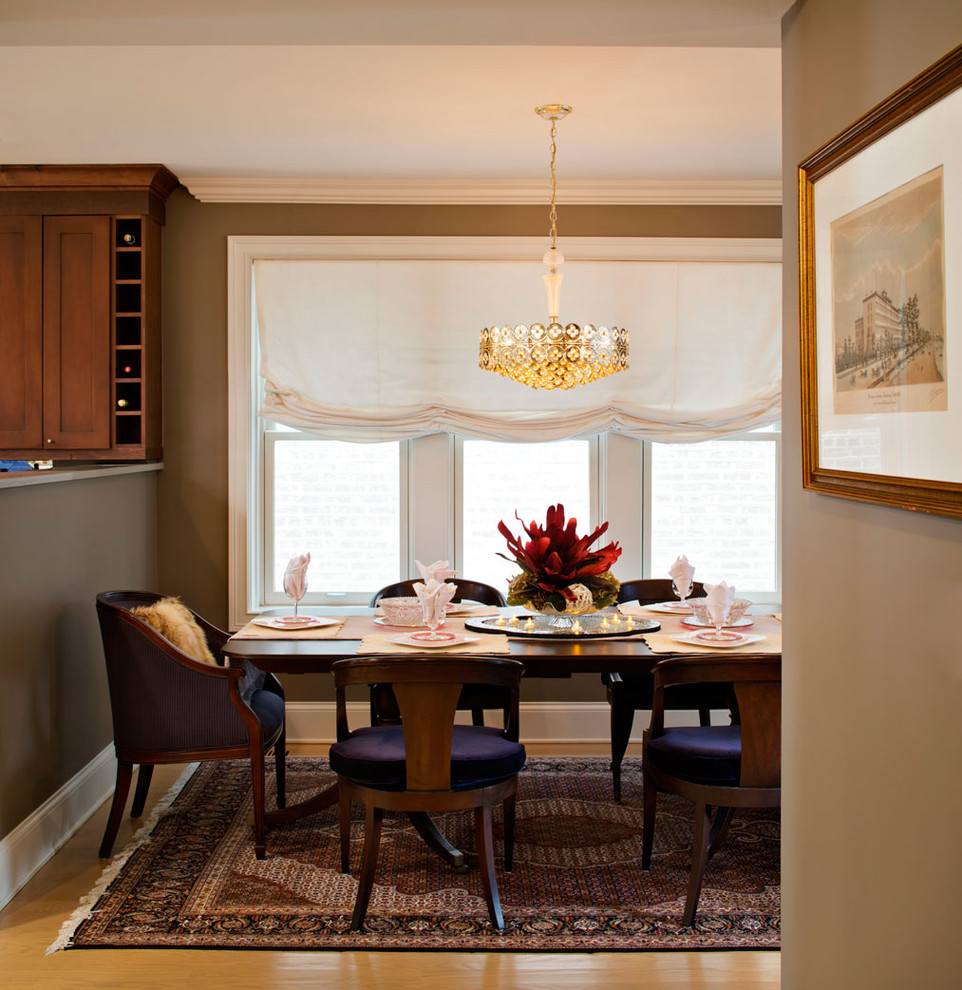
[285,700,648,746]
[0,744,115,912]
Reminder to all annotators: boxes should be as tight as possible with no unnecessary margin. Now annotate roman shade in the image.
[254,256,781,443]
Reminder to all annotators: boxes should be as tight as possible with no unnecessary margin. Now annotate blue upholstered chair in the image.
[641,654,781,925]
[604,578,733,802]
[96,591,286,860]
[330,655,526,932]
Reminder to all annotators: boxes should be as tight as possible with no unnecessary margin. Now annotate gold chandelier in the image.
[479,104,629,390]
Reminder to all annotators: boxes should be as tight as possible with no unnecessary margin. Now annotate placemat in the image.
[229,619,346,640]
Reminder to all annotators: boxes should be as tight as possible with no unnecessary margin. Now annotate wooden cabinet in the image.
[0,165,178,461]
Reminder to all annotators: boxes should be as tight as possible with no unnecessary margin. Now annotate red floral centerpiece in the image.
[498,504,622,614]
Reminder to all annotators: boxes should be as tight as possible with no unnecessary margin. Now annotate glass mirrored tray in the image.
[463,613,660,638]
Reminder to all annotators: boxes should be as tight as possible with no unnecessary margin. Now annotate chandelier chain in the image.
[548,118,558,249]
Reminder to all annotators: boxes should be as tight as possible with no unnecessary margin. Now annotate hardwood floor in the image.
[0,749,780,990]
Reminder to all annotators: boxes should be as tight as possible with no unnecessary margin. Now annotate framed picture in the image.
[799,43,962,518]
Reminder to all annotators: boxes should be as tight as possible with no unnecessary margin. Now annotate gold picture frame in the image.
[799,43,962,518]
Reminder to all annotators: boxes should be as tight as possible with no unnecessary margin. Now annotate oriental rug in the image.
[52,757,779,952]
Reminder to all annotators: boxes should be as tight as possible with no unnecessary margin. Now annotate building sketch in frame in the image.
[830,166,946,415]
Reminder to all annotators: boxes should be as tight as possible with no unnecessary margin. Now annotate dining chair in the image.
[370,578,506,608]
[330,654,526,932]
[641,653,781,925]
[370,577,509,728]
[603,578,733,802]
[96,591,287,860]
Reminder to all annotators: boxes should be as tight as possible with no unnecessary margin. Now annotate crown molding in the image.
[181,176,782,206]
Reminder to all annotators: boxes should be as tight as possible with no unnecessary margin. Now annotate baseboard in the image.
[284,700,637,746]
[0,744,115,912]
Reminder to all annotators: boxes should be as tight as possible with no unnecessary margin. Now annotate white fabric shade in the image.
[254,257,781,443]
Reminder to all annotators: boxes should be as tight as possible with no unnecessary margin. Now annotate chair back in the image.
[616,578,706,606]
[649,654,781,788]
[96,591,245,753]
[370,579,506,607]
[332,656,523,791]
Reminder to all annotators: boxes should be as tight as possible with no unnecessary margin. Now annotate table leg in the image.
[253,783,465,869]
[409,811,466,870]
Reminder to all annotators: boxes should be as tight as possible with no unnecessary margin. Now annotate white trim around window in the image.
[228,235,782,628]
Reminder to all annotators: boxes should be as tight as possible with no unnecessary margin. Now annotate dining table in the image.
[223,604,782,859]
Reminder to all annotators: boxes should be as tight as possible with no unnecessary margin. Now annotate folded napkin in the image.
[414,578,457,628]
[283,553,310,601]
[668,555,695,598]
[415,559,457,583]
[705,580,736,625]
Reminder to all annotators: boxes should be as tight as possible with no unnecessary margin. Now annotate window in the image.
[459,439,593,592]
[229,235,782,626]
[646,427,780,591]
[265,431,404,604]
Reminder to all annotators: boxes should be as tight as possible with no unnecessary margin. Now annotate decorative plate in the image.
[251,616,338,630]
[681,615,754,629]
[671,630,766,649]
[386,631,481,649]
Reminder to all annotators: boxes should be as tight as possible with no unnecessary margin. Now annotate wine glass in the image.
[419,592,448,641]
[705,593,734,641]
[672,576,693,611]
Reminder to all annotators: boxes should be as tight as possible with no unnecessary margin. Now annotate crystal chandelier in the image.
[479,104,629,390]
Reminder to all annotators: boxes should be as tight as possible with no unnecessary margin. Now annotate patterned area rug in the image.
[53,757,779,952]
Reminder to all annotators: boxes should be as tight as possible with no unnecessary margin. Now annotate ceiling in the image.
[0,1,792,203]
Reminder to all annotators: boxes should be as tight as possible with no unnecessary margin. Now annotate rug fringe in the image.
[45,762,200,954]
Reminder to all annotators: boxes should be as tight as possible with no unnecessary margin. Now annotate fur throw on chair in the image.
[130,597,217,665]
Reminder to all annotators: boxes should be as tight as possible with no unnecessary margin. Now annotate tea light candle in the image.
[626,617,634,630]
[600,616,610,630]
[524,617,534,630]
[496,615,506,626]
[508,615,519,624]
[572,620,583,634]
[610,614,621,624]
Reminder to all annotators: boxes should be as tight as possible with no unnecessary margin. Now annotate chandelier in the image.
[479,104,629,390]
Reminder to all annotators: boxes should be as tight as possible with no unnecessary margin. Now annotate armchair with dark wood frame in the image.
[96,591,287,860]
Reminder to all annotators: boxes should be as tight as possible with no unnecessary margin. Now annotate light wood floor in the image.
[0,747,780,990]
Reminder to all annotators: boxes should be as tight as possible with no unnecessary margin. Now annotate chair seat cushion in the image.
[329,724,526,790]
[645,725,741,785]
[248,688,285,743]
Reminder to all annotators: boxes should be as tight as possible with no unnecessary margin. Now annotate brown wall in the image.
[0,470,157,838]
[159,195,779,703]
[781,3,962,987]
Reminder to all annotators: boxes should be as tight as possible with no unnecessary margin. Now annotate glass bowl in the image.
[375,596,426,627]
[687,596,752,626]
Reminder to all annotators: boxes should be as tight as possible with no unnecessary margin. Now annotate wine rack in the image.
[111,215,161,457]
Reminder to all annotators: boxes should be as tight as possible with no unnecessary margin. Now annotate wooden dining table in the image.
[224,606,782,859]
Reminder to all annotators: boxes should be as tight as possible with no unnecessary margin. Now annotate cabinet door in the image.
[0,216,43,448]
[42,216,111,451]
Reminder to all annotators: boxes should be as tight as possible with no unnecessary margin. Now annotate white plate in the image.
[445,603,487,616]
[671,630,766,649]
[252,616,339,630]
[633,601,694,614]
[681,615,754,629]
[386,631,481,649]
[374,615,427,628]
